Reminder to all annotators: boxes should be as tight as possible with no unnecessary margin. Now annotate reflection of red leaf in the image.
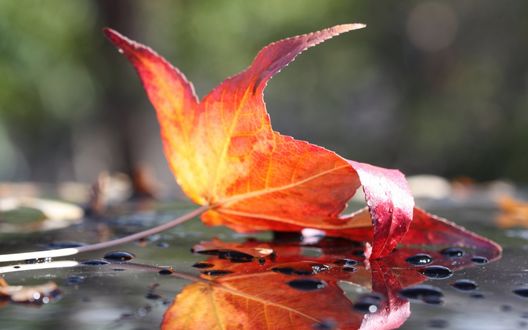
[104,25,499,260]
[164,273,367,329]
[162,237,489,329]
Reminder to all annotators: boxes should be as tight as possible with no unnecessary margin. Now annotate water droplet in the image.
[423,295,443,305]
[312,319,336,330]
[287,278,327,291]
[158,269,173,275]
[103,251,135,262]
[334,259,358,267]
[440,247,464,258]
[470,292,485,299]
[272,267,312,276]
[82,259,110,266]
[399,284,444,302]
[521,312,528,319]
[429,319,448,328]
[120,313,134,319]
[201,270,233,276]
[272,263,328,276]
[113,268,125,272]
[221,250,254,262]
[406,253,433,266]
[192,262,214,269]
[343,266,356,272]
[157,242,170,248]
[471,256,489,264]
[145,293,161,300]
[353,250,365,257]
[451,279,477,291]
[118,48,124,54]
[198,249,254,263]
[67,275,85,285]
[50,289,61,299]
[353,293,383,313]
[420,265,453,279]
[514,288,528,298]
[47,241,85,249]
[501,304,513,312]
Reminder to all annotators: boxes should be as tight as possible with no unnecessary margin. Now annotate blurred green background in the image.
[1,0,527,188]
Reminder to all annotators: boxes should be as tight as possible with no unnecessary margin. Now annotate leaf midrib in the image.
[209,281,320,325]
[215,164,352,208]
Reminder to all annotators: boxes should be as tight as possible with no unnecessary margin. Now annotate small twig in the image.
[0,205,209,263]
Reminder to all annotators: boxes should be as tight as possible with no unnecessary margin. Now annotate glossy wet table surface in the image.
[0,196,527,330]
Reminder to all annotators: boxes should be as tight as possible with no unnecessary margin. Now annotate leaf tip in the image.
[351,23,367,30]
[102,28,139,57]
[102,27,120,43]
[338,23,367,33]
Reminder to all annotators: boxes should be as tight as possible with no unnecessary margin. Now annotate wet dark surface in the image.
[1,198,528,329]
[420,265,454,279]
[451,279,478,291]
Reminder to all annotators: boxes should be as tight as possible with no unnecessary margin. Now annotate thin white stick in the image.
[0,259,203,285]
[0,260,79,274]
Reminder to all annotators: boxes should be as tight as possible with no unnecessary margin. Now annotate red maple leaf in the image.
[101,24,500,260]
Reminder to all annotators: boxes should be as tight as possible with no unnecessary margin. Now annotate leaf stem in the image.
[0,205,209,263]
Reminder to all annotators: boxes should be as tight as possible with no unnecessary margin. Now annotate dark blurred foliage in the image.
[1,0,527,190]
